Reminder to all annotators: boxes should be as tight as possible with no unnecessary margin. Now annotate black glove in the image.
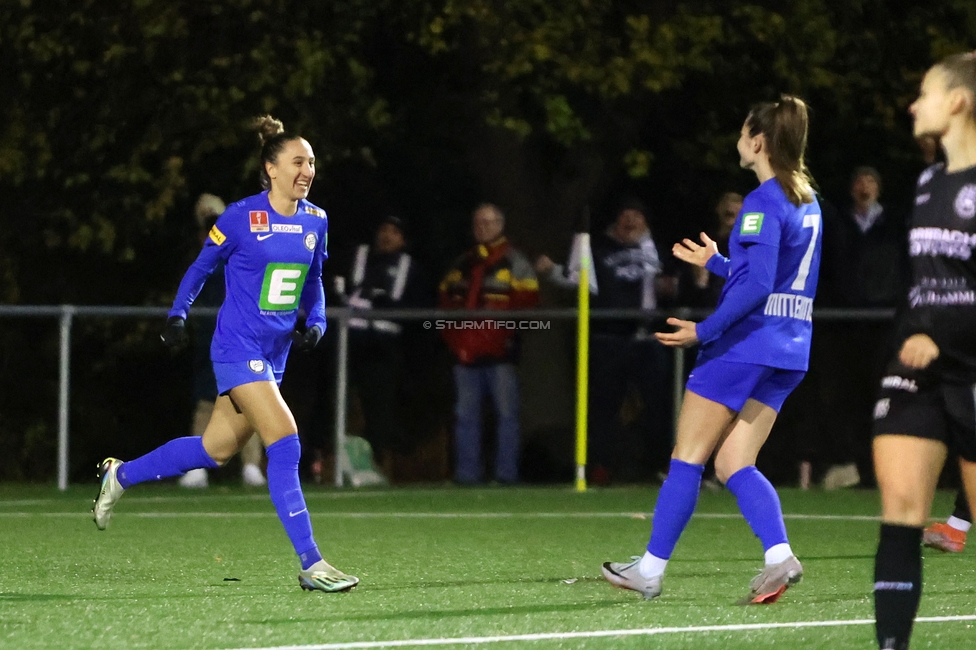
[160,316,188,349]
[291,325,323,352]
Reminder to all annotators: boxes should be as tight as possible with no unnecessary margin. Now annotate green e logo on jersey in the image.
[259,263,309,310]
[740,212,765,235]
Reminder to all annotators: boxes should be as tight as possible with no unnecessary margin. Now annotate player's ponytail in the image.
[936,51,976,121]
[746,96,815,206]
[251,115,298,190]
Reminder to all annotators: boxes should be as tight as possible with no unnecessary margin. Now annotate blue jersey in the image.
[169,191,329,365]
[696,178,822,370]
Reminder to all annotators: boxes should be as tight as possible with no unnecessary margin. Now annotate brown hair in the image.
[936,51,976,119]
[746,96,815,206]
[251,115,301,190]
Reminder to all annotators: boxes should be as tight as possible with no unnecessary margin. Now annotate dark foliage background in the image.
[2,0,974,481]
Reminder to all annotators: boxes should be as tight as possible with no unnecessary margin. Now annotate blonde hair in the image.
[746,96,815,206]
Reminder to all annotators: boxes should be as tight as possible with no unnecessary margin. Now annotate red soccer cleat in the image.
[923,522,967,553]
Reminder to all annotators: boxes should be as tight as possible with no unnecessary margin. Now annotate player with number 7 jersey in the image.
[602,96,820,606]
[695,176,822,370]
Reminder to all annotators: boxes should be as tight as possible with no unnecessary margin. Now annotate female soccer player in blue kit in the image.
[602,96,822,604]
[92,115,359,593]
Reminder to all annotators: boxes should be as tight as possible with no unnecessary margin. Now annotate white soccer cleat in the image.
[298,560,360,593]
[738,555,803,605]
[92,458,125,530]
[601,556,663,599]
[241,463,266,487]
[179,468,209,488]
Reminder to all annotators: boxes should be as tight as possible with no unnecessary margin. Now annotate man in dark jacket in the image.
[821,167,908,308]
[812,167,909,489]
[536,199,676,484]
[338,216,429,473]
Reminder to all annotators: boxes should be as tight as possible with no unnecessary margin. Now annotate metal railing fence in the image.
[0,304,895,490]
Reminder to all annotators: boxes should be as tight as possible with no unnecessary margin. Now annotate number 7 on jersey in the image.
[790,213,821,292]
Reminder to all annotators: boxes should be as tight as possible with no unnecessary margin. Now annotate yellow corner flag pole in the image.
[574,231,591,493]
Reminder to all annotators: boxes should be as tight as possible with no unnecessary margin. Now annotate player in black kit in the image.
[871,51,976,650]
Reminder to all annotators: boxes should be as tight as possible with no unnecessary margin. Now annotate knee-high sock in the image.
[117,436,219,489]
[951,488,972,524]
[266,435,322,570]
[726,466,789,552]
[874,523,922,650]
[647,459,705,559]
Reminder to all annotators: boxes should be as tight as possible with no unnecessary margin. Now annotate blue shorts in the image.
[685,356,805,412]
[213,359,283,395]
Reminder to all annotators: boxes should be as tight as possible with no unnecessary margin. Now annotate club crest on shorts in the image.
[248,359,265,373]
[954,184,976,219]
[873,398,890,420]
[304,232,317,251]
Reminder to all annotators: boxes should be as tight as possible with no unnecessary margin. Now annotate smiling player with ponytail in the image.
[92,116,359,593]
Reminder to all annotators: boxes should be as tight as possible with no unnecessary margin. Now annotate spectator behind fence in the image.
[535,198,676,485]
[180,193,266,489]
[438,203,539,485]
[334,215,430,477]
[810,166,908,489]
[679,192,742,308]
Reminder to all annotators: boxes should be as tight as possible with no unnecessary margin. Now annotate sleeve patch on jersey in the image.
[740,212,764,235]
[208,225,226,246]
[249,210,270,232]
[305,206,326,218]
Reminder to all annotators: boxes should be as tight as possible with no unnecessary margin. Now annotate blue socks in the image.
[726,465,789,552]
[647,459,705,559]
[266,434,322,570]
[117,433,322,570]
[117,436,219,489]
[644,462,790,572]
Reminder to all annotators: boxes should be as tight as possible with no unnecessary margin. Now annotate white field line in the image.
[0,491,414,507]
[0,487,642,507]
[227,615,976,650]
[0,511,882,521]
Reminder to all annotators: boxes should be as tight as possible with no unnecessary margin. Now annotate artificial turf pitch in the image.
[0,485,973,649]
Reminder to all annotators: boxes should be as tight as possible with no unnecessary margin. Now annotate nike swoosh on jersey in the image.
[289,509,308,517]
[257,233,274,241]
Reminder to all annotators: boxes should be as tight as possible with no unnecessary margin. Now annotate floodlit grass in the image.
[0,485,973,649]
